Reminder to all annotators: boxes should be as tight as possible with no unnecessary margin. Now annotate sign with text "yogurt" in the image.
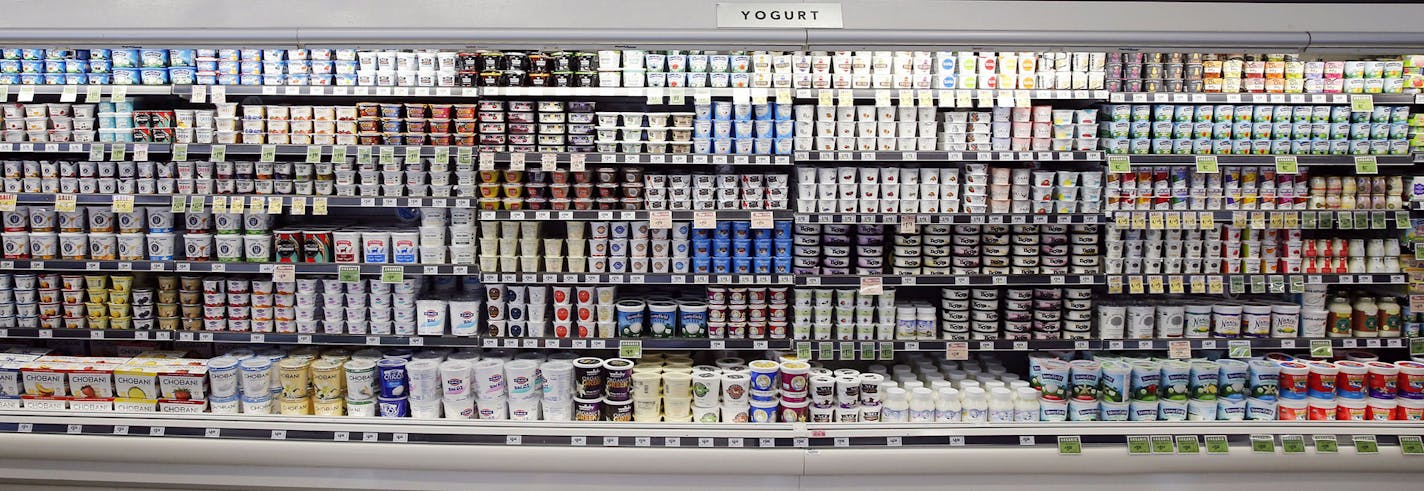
[717,3,844,28]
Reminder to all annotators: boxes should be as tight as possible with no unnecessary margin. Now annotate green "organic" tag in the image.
[1127,436,1151,455]
[1176,436,1201,454]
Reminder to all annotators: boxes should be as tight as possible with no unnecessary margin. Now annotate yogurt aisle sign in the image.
[717,3,844,28]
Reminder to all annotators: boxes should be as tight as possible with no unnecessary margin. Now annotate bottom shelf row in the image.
[2,341,1421,425]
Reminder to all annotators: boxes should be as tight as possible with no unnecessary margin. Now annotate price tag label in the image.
[1354,435,1379,454]
[304,145,323,163]
[858,276,883,295]
[1204,435,1230,454]
[619,340,643,359]
[1151,435,1175,454]
[1281,435,1306,454]
[1058,436,1082,455]
[944,341,970,360]
[1195,155,1220,174]
[379,146,396,166]
[1100,154,1133,174]
[508,152,526,172]
[210,195,229,214]
[1168,340,1192,359]
[229,195,246,214]
[1227,340,1252,359]
[859,342,877,361]
[1355,156,1378,175]
[837,89,854,107]
[1251,435,1276,453]
[796,342,812,360]
[111,195,135,213]
[1176,436,1201,454]
[1275,155,1299,174]
[380,266,404,284]
[1398,436,1424,455]
[210,144,227,162]
[312,197,328,216]
[109,144,125,161]
[1350,94,1374,112]
[840,342,855,360]
[1310,339,1334,358]
[747,211,775,229]
[1128,276,1144,294]
[1315,435,1339,453]
[82,85,103,103]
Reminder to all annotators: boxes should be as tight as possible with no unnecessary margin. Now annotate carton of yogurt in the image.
[113,365,161,400]
[67,363,115,399]
[21,361,70,397]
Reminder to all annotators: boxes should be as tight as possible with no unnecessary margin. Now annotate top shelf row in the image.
[2,85,1422,105]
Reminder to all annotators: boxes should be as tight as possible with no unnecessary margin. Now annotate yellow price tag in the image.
[1148,276,1164,294]
[229,196,245,214]
[53,194,77,213]
[1164,212,1181,229]
[837,89,854,107]
[1148,213,1165,230]
[1168,276,1185,294]
[1128,276,1145,294]
[1131,212,1148,229]
[110,195,135,213]
[312,197,328,216]
[1199,212,1215,229]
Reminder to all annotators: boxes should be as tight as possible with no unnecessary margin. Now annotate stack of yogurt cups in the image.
[416,208,476,265]
[483,284,553,338]
[570,356,637,421]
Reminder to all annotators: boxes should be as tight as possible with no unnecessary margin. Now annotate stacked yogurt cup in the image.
[595,110,695,154]
[796,103,938,153]
[693,101,792,155]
